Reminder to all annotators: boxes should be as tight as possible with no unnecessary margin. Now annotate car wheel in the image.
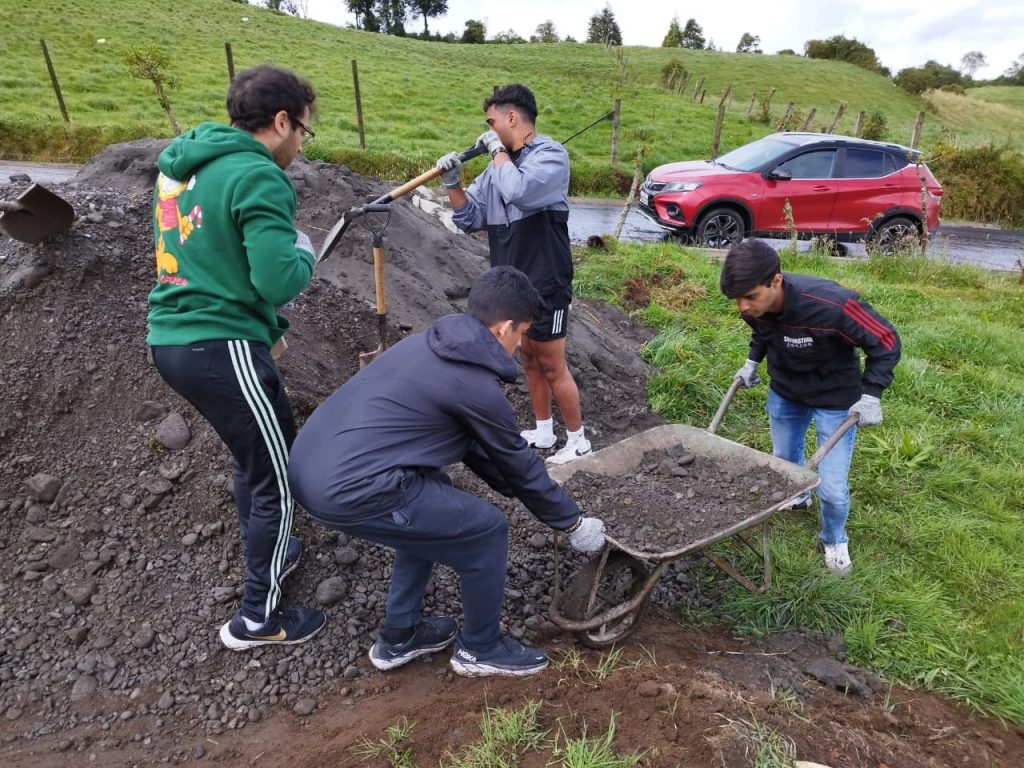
[867,216,922,256]
[696,207,744,249]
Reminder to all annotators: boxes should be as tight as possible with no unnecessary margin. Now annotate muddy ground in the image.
[1,142,1022,767]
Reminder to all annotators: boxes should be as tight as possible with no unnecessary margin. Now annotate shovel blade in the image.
[358,344,384,369]
[0,183,75,244]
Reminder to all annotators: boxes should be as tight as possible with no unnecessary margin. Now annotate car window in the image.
[883,153,899,175]
[841,148,886,178]
[716,137,796,171]
[778,150,836,179]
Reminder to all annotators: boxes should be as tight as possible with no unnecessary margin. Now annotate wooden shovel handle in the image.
[372,245,386,315]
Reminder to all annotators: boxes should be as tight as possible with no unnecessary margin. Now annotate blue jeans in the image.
[767,390,858,546]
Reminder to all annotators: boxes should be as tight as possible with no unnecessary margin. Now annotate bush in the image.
[860,111,888,141]
[927,141,1024,227]
[661,58,687,88]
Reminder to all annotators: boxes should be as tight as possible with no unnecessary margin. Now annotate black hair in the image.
[483,84,539,124]
[227,65,316,133]
[467,266,545,326]
[719,239,782,298]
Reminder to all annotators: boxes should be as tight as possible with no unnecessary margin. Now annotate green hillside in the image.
[3,0,1024,193]
[968,85,1024,110]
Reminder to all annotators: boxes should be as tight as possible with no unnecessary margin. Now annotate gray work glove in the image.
[734,358,761,389]
[848,394,882,427]
[476,129,506,157]
[436,151,462,189]
[568,517,606,554]
[295,229,313,255]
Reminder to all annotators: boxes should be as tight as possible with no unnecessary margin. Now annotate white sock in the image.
[534,417,554,436]
[567,426,586,442]
[243,616,263,631]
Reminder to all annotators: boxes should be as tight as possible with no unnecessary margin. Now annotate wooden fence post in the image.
[699,90,706,104]
[777,103,793,131]
[799,108,817,131]
[610,98,622,165]
[746,92,757,118]
[677,72,690,96]
[39,39,70,125]
[726,85,735,110]
[224,42,235,83]
[826,102,846,134]
[910,111,925,148]
[351,59,366,151]
[711,87,730,158]
[854,111,865,136]
[692,77,704,101]
[764,88,776,111]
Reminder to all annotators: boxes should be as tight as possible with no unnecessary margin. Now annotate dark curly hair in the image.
[483,84,538,124]
[227,65,316,133]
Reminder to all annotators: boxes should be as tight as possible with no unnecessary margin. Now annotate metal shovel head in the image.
[316,208,357,265]
[0,183,75,244]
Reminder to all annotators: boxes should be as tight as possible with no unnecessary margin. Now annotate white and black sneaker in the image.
[521,428,557,450]
[546,436,592,465]
[368,616,458,671]
[450,634,549,677]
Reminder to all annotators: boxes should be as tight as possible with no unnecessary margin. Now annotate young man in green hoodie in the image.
[147,65,326,650]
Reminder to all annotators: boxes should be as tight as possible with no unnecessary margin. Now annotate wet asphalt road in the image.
[1,161,1020,272]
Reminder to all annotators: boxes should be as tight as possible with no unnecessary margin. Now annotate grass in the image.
[719,714,797,768]
[3,0,1024,191]
[573,240,1024,723]
[968,85,1024,111]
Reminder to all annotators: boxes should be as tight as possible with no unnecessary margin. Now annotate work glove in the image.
[294,229,313,255]
[848,394,882,427]
[476,129,506,157]
[436,152,462,189]
[567,517,606,554]
[734,358,761,389]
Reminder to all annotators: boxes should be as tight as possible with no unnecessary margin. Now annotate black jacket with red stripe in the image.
[744,272,901,409]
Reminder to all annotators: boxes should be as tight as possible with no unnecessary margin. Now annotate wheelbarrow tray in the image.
[547,423,819,562]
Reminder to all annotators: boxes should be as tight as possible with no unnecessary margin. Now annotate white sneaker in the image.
[546,437,592,465]
[824,542,853,576]
[521,428,556,449]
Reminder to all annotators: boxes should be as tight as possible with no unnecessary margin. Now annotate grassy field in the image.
[3,0,1024,193]
[574,241,1024,723]
[968,85,1024,111]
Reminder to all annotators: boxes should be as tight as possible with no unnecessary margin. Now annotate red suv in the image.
[638,132,942,252]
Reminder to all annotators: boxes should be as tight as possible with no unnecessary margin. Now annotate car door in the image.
[758,149,838,234]
[829,148,904,234]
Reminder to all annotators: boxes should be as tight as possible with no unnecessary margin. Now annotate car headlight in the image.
[661,182,703,193]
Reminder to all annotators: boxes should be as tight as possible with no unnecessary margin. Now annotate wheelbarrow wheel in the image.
[558,551,652,649]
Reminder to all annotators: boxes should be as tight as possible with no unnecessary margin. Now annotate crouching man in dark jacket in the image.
[288,266,605,677]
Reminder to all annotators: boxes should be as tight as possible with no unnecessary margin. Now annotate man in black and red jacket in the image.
[719,239,901,575]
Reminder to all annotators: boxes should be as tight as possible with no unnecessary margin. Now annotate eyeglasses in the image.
[291,116,315,145]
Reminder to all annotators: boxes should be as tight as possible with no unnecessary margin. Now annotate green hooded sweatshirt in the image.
[146,122,314,348]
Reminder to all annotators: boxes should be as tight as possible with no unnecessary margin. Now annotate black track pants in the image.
[152,340,295,623]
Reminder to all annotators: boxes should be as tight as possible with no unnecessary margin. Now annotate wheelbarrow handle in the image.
[807,413,860,471]
[707,377,743,435]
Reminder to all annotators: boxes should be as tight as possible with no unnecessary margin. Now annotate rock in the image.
[334,546,359,566]
[182,533,198,546]
[66,626,90,646]
[143,475,173,496]
[130,625,156,649]
[157,455,190,481]
[637,681,662,698]
[193,745,206,760]
[24,526,58,543]
[25,473,63,503]
[134,401,168,422]
[157,691,174,710]
[64,580,98,606]
[527,532,548,549]
[292,698,316,716]
[155,412,190,450]
[70,675,98,702]
[212,586,236,603]
[315,576,349,605]
[46,544,81,570]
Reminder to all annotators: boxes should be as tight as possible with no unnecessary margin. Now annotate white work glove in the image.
[848,394,882,427]
[436,151,462,189]
[294,229,313,255]
[567,517,606,554]
[734,358,761,389]
[476,129,506,157]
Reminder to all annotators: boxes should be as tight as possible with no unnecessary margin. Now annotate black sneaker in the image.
[788,498,812,511]
[450,634,549,677]
[219,607,326,651]
[281,536,301,581]
[368,616,458,671]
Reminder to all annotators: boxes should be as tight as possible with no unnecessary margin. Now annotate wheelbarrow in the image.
[547,379,858,648]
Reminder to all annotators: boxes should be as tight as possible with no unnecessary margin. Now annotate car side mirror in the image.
[765,166,792,181]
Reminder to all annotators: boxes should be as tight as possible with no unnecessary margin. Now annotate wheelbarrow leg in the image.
[699,520,773,594]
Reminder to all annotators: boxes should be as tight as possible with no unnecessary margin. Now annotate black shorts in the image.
[527,297,570,341]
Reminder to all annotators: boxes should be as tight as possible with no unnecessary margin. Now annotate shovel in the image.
[0,183,75,244]
[317,142,486,264]
[360,207,392,368]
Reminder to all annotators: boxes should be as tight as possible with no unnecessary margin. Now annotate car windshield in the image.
[716,137,795,171]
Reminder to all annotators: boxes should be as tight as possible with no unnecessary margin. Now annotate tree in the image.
[125,46,180,135]
[894,60,966,94]
[662,15,683,48]
[586,4,622,46]
[1005,52,1024,83]
[680,19,705,50]
[265,0,300,14]
[346,0,379,31]
[376,0,407,36]
[804,35,888,75]
[531,20,559,43]
[492,29,526,44]
[406,0,446,36]
[959,50,986,79]
[736,33,761,54]
[461,19,485,44]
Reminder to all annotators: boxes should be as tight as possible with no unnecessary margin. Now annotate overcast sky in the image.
[304,0,1022,79]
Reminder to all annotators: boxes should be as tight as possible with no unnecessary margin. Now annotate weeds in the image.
[443,701,546,768]
[352,716,416,768]
[767,675,808,722]
[719,714,796,768]
[551,713,646,768]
